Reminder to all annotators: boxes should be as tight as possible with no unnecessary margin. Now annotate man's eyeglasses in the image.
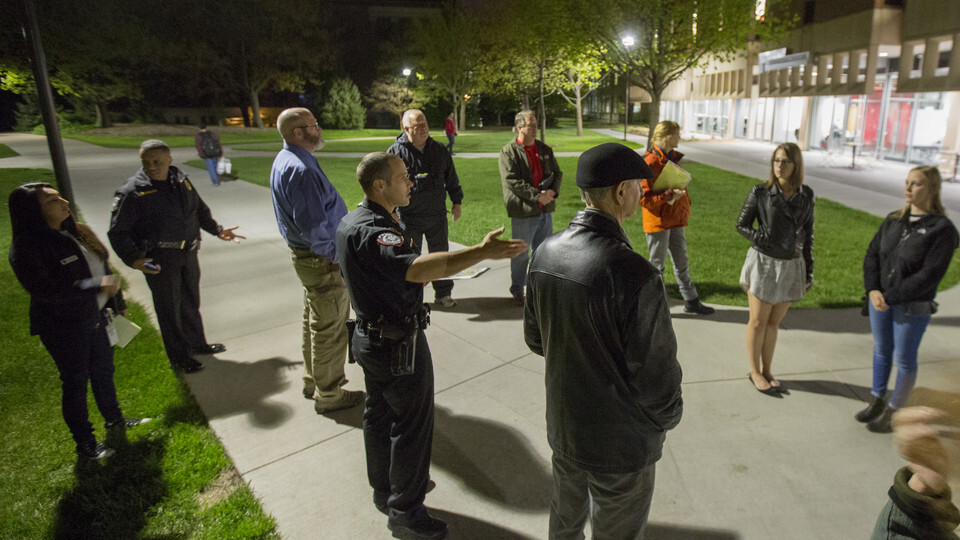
[773,159,793,165]
[297,123,319,130]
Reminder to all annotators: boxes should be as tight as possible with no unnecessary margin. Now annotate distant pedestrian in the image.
[736,142,814,396]
[108,139,244,374]
[9,182,149,461]
[195,123,223,186]
[856,166,958,432]
[387,109,464,309]
[270,107,363,414]
[525,143,683,539]
[641,121,714,315]
[444,113,457,154]
[499,110,562,305]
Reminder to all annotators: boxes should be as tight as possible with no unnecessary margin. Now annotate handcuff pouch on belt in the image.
[349,304,431,376]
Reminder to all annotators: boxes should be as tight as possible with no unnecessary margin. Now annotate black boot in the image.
[684,297,715,315]
[867,406,895,433]
[854,396,886,423]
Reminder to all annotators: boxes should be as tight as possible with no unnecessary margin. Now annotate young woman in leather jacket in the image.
[855,166,958,432]
[736,143,815,396]
[8,183,148,460]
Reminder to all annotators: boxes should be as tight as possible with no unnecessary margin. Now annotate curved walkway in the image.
[1,132,957,539]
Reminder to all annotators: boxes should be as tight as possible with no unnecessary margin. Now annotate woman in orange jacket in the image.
[640,121,714,315]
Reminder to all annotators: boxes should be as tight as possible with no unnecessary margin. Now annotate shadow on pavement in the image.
[445,297,525,322]
[646,522,741,539]
[188,356,298,428]
[929,316,960,328]
[432,406,552,511]
[53,436,166,539]
[780,307,872,334]
[781,379,869,400]
[429,508,537,540]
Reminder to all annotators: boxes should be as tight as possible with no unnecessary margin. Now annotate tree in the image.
[412,8,480,132]
[365,77,423,128]
[555,49,610,136]
[321,78,366,129]
[575,0,792,147]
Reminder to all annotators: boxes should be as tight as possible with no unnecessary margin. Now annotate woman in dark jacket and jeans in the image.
[855,166,958,432]
[736,143,814,396]
[8,183,148,460]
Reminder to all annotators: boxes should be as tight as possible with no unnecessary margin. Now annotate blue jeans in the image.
[868,302,931,409]
[511,213,553,297]
[203,157,220,185]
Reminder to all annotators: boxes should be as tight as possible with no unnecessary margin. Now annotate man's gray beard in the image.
[314,138,325,151]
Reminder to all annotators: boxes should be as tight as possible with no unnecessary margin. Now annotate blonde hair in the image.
[895,166,946,218]
[650,121,680,148]
[767,142,804,192]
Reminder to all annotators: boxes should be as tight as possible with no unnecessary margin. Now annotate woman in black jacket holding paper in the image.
[8,183,147,460]
[855,166,958,432]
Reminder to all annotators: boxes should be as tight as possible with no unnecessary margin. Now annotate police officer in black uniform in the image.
[108,139,244,373]
[336,152,526,540]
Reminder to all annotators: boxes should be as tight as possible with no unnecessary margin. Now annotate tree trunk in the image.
[522,90,530,110]
[249,88,264,128]
[95,102,112,128]
[574,85,584,137]
[538,64,546,143]
[459,99,466,132]
[647,91,662,151]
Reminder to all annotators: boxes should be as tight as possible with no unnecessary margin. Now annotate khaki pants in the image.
[290,248,350,400]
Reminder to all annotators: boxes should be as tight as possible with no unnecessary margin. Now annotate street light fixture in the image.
[402,68,412,77]
[621,36,635,141]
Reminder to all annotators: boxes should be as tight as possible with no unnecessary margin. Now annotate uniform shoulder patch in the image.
[376,231,404,246]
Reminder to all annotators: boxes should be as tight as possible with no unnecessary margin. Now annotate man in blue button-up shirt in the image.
[270,107,363,414]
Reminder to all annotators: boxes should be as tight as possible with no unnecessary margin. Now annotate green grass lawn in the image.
[65,128,400,149]
[0,143,19,158]
[231,128,642,154]
[209,155,960,308]
[0,168,277,539]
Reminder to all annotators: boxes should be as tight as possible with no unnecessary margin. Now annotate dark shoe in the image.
[172,358,205,373]
[749,374,781,398]
[684,298,715,315]
[193,343,226,355]
[315,389,364,414]
[375,480,436,516]
[867,406,895,433]
[388,508,448,540]
[105,417,151,429]
[855,396,886,423]
[303,384,316,400]
[512,293,525,307]
[436,296,457,308]
[77,440,115,460]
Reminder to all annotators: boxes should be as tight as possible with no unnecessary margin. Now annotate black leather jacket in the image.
[524,209,683,473]
[736,183,815,281]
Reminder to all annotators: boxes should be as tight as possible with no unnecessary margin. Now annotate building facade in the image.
[654,0,960,178]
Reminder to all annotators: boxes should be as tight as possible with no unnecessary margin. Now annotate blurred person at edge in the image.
[9,183,149,461]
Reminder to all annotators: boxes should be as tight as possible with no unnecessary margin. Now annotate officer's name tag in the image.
[377,232,403,246]
[60,255,79,265]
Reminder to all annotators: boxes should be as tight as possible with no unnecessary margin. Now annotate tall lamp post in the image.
[621,35,635,141]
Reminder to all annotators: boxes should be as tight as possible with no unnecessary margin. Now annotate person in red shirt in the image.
[444,113,457,154]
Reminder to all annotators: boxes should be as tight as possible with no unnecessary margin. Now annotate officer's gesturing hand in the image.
[405,226,528,284]
[478,226,528,259]
[218,226,246,243]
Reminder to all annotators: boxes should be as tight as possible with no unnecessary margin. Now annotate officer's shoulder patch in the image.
[111,196,121,213]
[376,231,403,246]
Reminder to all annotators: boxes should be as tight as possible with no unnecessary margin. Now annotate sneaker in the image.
[388,508,448,540]
[192,343,226,355]
[77,441,115,460]
[105,417,151,429]
[303,384,316,400]
[684,298,715,315]
[512,292,525,307]
[315,389,364,414]
[172,358,205,373]
[436,296,457,308]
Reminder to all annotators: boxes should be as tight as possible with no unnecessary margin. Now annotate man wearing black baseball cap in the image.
[523,143,684,539]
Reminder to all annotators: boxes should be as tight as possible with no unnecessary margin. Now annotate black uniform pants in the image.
[144,250,207,367]
[401,213,453,300]
[39,313,122,448]
[353,327,435,521]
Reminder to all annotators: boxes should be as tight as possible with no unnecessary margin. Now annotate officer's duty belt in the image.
[155,239,199,250]
[356,304,431,341]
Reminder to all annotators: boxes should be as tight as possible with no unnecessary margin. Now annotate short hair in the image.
[579,185,615,206]
[767,142,804,191]
[896,165,946,217]
[515,110,536,128]
[357,152,400,195]
[139,139,170,157]
[198,123,207,130]
[650,121,680,147]
[277,107,314,143]
[401,109,425,129]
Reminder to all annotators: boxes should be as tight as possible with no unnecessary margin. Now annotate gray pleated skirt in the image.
[739,247,807,304]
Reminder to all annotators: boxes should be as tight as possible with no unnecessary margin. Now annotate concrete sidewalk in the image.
[2,132,958,539]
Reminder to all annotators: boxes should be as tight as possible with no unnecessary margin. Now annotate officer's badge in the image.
[377,231,403,246]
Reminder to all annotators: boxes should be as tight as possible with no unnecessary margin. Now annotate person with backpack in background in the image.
[195,123,223,186]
